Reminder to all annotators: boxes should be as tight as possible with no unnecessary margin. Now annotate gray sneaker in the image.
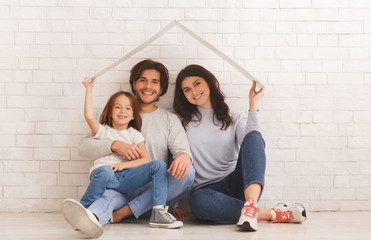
[62,198,103,238]
[149,206,183,229]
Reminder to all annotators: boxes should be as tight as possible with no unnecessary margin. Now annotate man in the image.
[62,59,195,238]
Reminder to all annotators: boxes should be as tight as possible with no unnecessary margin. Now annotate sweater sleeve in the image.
[78,134,113,159]
[236,111,261,146]
[245,111,260,133]
[167,113,193,160]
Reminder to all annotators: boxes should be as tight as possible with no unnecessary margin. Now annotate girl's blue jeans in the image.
[87,165,195,225]
[80,160,167,208]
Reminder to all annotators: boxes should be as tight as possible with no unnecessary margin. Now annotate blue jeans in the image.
[80,160,167,209]
[88,164,195,225]
[189,131,266,224]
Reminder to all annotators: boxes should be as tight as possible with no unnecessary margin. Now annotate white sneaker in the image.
[236,198,260,231]
[149,206,183,229]
[270,202,307,223]
[62,198,103,238]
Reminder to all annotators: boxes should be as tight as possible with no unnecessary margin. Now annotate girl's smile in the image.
[111,95,134,131]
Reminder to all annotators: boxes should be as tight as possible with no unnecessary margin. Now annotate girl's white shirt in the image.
[88,124,145,175]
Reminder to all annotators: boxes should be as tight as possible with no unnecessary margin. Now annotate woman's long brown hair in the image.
[173,64,232,130]
[99,91,142,131]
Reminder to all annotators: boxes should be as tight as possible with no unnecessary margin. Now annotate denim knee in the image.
[242,130,265,147]
[91,165,114,181]
[169,164,195,191]
[150,160,166,173]
[239,130,266,198]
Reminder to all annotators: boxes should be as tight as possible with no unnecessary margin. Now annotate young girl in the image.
[173,65,306,231]
[62,77,182,238]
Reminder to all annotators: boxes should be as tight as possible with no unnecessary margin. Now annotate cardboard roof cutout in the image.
[85,20,264,89]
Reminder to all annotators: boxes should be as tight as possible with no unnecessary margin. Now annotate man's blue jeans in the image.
[189,131,266,223]
[87,164,195,225]
[80,160,167,209]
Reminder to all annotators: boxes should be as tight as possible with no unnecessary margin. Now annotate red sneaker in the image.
[236,197,260,231]
[270,203,307,223]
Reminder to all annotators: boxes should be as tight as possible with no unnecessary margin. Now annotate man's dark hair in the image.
[129,59,169,96]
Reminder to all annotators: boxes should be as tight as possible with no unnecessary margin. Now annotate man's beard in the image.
[135,89,161,104]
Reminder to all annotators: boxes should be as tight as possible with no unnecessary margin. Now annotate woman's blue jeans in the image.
[80,160,167,208]
[189,130,266,223]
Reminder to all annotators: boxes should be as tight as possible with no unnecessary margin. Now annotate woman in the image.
[173,64,306,231]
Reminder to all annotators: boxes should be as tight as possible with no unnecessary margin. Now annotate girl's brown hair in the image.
[173,64,233,130]
[99,91,142,131]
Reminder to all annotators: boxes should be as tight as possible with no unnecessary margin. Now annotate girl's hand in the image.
[107,163,125,172]
[82,76,96,89]
[249,81,265,112]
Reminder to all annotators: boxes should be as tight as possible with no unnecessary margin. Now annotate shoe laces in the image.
[159,206,176,221]
[270,208,294,223]
[242,198,260,219]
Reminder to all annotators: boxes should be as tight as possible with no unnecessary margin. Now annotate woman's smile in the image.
[181,76,212,109]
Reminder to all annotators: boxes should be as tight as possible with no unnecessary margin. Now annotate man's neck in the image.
[139,103,158,114]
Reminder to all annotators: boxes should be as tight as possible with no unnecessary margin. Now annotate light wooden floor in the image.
[1,212,370,240]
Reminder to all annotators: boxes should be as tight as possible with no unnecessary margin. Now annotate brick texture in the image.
[1,0,370,212]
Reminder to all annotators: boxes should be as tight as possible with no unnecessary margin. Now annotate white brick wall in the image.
[1,0,370,212]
